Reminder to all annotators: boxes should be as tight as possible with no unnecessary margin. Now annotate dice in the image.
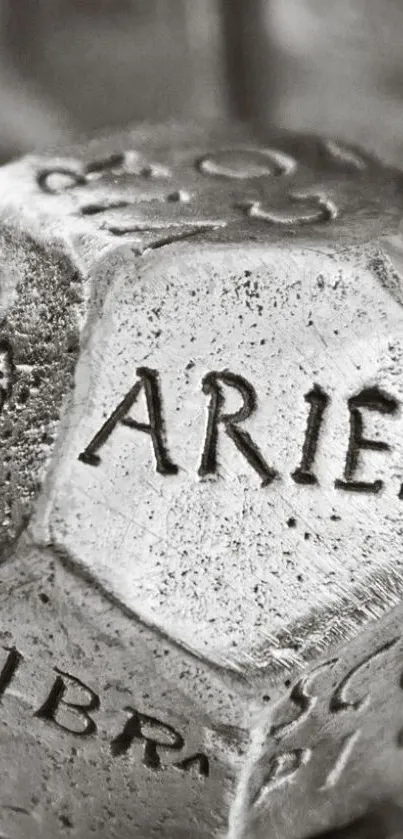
[1,123,403,836]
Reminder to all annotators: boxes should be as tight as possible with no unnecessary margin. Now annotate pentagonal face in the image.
[39,236,403,673]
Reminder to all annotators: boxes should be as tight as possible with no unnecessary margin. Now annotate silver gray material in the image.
[0,537,244,838]
[230,599,403,838]
[1,123,403,835]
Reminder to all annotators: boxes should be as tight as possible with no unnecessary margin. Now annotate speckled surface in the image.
[0,538,246,838]
[0,231,83,550]
[39,242,403,673]
[0,124,403,835]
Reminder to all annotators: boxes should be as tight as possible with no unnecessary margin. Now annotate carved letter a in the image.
[78,367,178,474]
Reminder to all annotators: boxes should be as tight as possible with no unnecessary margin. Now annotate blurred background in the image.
[1,0,403,164]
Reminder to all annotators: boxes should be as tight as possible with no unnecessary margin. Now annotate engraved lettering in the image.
[0,647,217,778]
[78,197,225,242]
[110,707,184,769]
[292,385,329,485]
[320,730,361,790]
[80,200,130,217]
[323,139,367,171]
[85,153,126,177]
[37,152,158,195]
[0,646,23,698]
[37,165,87,194]
[198,370,277,486]
[173,752,210,777]
[251,749,311,806]
[79,367,178,475]
[38,153,138,195]
[85,151,170,180]
[335,387,398,493]
[98,221,222,240]
[270,658,338,739]
[329,637,399,712]
[35,668,100,736]
[37,142,350,241]
[198,148,297,179]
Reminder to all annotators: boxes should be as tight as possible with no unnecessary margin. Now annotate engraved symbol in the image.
[251,748,311,807]
[329,637,399,712]
[78,196,226,243]
[292,386,329,485]
[198,148,297,179]
[254,637,402,811]
[323,139,367,171]
[198,370,277,486]
[79,367,178,475]
[80,200,130,217]
[250,733,361,807]
[99,217,224,237]
[37,152,172,195]
[37,140,358,242]
[37,165,87,194]
[243,192,338,225]
[319,730,361,791]
[335,387,398,493]
[84,152,127,179]
[270,658,338,739]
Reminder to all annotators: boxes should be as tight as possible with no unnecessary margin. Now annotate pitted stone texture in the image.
[0,125,403,676]
[0,231,83,549]
[0,540,245,839]
[40,243,403,675]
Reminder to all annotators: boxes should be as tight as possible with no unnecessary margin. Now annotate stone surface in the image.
[0,537,246,838]
[1,124,403,835]
[0,125,403,676]
[229,597,403,838]
[0,232,83,551]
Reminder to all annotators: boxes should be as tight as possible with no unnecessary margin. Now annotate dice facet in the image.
[1,124,403,836]
[1,126,403,675]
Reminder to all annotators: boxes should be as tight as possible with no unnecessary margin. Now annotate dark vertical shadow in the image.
[2,0,40,70]
[219,0,275,126]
